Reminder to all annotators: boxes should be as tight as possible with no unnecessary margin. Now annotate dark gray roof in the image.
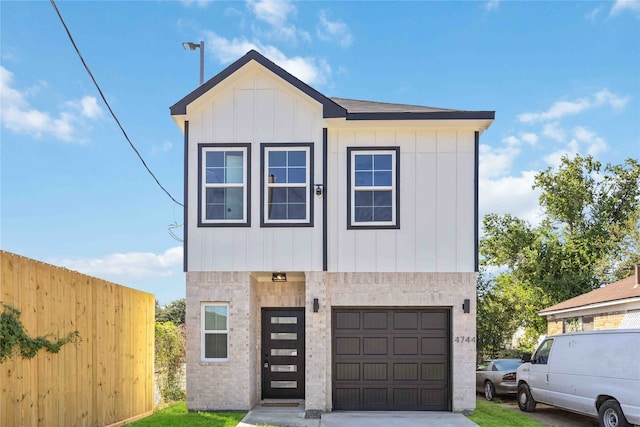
[171,50,495,122]
[331,98,458,114]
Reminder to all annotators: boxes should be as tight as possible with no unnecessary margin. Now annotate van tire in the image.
[483,381,495,401]
[517,383,536,412]
[598,399,630,427]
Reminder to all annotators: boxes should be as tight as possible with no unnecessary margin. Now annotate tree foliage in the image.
[155,321,186,402]
[478,155,640,354]
[156,298,186,326]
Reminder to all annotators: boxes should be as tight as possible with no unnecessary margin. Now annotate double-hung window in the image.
[347,147,400,229]
[261,143,313,226]
[202,303,229,361]
[199,144,250,226]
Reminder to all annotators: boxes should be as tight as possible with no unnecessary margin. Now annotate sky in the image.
[1,0,639,304]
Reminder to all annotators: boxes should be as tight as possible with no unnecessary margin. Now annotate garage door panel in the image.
[333,308,450,411]
[394,337,418,355]
[363,312,388,329]
[363,363,388,380]
[394,312,419,329]
[336,337,360,354]
[363,337,387,354]
[421,337,445,355]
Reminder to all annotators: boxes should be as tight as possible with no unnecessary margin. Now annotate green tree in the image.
[156,298,186,326]
[478,155,640,352]
[155,321,186,402]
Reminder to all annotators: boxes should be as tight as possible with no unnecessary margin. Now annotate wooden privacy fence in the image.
[0,251,155,426]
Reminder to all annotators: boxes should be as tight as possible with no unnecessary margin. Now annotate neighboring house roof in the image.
[539,266,640,316]
[170,49,495,122]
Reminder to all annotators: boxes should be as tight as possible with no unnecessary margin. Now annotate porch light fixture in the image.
[272,272,287,282]
[462,298,470,313]
[182,40,204,85]
[313,298,319,313]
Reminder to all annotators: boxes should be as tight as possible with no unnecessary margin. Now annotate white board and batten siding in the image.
[185,62,324,272]
[327,128,476,273]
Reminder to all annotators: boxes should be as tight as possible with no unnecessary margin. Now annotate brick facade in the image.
[185,271,477,413]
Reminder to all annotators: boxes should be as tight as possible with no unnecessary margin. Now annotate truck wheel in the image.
[517,383,536,412]
[484,381,495,401]
[599,399,630,427]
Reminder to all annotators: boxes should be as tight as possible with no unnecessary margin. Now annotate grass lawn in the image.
[126,402,246,427]
[467,398,545,427]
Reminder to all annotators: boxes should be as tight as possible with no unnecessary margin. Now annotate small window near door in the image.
[202,303,229,361]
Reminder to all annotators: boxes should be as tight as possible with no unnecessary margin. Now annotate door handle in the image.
[264,359,269,369]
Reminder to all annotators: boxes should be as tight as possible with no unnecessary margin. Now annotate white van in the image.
[516,329,640,427]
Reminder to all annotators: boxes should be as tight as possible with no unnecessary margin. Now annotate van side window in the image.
[533,339,554,365]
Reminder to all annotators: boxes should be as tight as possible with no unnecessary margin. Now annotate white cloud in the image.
[317,10,354,48]
[543,126,608,168]
[518,89,629,123]
[180,0,211,8]
[542,121,566,142]
[247,0,296,27]
[480,170,542,226]
[152,140,173,155]
[610,0,640,16]
[586,5,604,21]
[51,247,183,284]
[204,31,331,85]
[485,0,501,11]
[0,66,100,143]
[479,133,537,179]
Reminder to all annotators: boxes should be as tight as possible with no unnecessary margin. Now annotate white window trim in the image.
[201,146,248,225]
[201,302,229,362]
[263,146,311,224]
[350,149,397,227]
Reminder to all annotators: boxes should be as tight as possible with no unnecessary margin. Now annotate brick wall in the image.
[594,311,625,330]
[547,320,563,336]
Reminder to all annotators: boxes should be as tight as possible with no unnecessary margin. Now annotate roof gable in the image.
[170,50,346,118]
[170,50,495,123]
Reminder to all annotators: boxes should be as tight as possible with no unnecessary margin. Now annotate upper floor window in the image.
[198,144,250,227]
[347,147,399,229]
[261,143,313,227]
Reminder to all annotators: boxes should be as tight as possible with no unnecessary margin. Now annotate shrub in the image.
[155,321,186,402]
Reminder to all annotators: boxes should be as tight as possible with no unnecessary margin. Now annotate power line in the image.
[50,0,183,208]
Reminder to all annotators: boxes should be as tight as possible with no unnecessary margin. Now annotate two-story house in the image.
[170,50,494,414]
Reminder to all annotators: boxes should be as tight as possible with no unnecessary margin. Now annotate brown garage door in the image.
[332,308,450,411]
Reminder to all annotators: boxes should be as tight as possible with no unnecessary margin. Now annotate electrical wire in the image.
[50,0,183,208]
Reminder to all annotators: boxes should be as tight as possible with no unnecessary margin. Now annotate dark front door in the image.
[262,308,305,399]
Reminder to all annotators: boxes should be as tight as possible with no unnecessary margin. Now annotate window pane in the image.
[355,154,373,171]
[269,167,286,183]
[271,349,297,356]
[206,167,225,184]
[271,365,297,372]
[373,190,392,207]
[271,317,297,324]
[373,171,392,186]
[355,207,373,222]
[288,188,306,203]
[288,203,306,219]
[271,332,297,340]
[271,381,297,388]
[206,205,225,220]
[269,151,286,167]
[207,188,225,203]
[204,305,227,330]
[288,167,306,183]
[374,154,392,170]
[204,334,227,359]
[355,190,373,207]
[374,207,392,221]
[226,166,243,184]
[268,204,286,219]
[288,151,306,166]
[270,188,287,203]
[355,171,373,186]
[206,151,225,168]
